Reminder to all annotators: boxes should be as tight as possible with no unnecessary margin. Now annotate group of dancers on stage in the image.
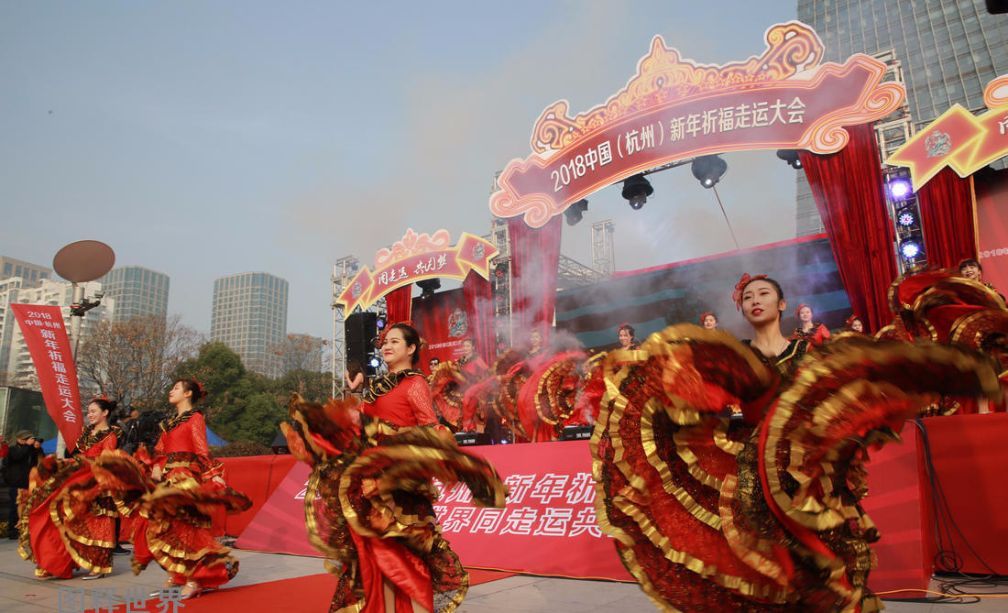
[14,262,1008,612]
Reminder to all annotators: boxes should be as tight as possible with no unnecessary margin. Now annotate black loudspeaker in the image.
[345,312,378,374]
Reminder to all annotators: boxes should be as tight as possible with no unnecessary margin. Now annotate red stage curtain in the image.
[507,215,562,342]
[799,124,898,332]
[385,284,413,324]
[916,167,977,270]
[462,271,495,365]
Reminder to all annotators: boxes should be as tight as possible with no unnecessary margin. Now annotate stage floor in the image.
[2,540,1006,612]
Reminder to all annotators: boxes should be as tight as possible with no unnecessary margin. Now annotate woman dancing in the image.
[791,303,831,346]
[592,272,1001,611]
[19,397,122,580]
[131,379,249,599]
[284,321,506,612]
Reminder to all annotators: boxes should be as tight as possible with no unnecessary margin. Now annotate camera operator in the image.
[4,430,43,539]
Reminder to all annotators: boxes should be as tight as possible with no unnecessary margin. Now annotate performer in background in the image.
[592,272,999,611]
[959,257,1004,299]
[5,431,42,540]
[845,314,865,334]
[791,303,831,346]
[284,321,506,612]
[18,398,121,580]
[132,379,249,599]
[699,311,718,330]
[344,359,365,395]
[617,323,639,349]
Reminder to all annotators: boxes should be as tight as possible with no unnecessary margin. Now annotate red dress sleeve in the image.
[190,412,211,459]
[406,376,439,427]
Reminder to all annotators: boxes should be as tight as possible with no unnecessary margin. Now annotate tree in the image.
[172,342,285,446]
[273,369,332,403]
[76,315,203,411]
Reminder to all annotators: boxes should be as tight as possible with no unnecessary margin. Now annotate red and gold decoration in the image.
[887,74,1008,191]
[336,229,498,313]
[490,21,905,228]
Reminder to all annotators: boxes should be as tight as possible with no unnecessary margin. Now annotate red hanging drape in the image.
[916,167,977,270]
[385,285,413,324]
[799,123,898,332]
[507,215,562,343]
[462,271,495,365]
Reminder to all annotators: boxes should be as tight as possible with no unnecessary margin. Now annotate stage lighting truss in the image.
[896,208,916,227]
[565,199,589,225]
[884,167,926,273]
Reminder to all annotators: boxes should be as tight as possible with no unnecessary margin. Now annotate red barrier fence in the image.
[219,454,297,537]
[229,414,1008,595]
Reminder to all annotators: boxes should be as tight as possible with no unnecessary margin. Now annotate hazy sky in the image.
[1,1,799,340]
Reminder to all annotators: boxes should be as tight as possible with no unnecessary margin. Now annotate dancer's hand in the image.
[151,466,162,482]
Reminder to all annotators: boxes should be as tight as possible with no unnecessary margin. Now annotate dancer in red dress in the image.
[617,323,639,349]
[19,397,122,580]
[700,311,718,330]
[791,303,831,346]
[592,272,1001,611]
[430,338,488,431]
[284,322,506,612]
[131,379,250,599]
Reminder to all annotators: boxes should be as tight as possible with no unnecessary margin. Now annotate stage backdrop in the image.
[976,167,1008,294]
[411,287,470,374]
[556,234,851,349]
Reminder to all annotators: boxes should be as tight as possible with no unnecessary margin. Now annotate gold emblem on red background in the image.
[491,21,906,229]
[887,74,1008,191]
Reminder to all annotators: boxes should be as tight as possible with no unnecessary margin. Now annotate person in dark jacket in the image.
[5,430,43,538]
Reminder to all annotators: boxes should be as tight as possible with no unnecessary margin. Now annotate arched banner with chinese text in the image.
[489,21,905,228]
[336,229,498,313]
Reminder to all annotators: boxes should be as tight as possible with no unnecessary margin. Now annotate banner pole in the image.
[57,282,85,458]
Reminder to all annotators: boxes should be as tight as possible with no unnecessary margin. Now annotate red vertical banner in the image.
[411,288,469,374]
[11,304,83,449]
[976,169,1008,294]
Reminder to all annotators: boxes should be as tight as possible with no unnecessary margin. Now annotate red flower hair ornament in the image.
[733,273,768,310]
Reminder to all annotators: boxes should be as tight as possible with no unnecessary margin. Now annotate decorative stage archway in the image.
[335,228,498,313]
[489,21,905,229]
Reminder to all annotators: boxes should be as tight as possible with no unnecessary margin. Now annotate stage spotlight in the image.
[621,174,653,210]
[896,208,916,227]
[368,355,382,370]
[776,149,803,170]
[900,239,922,259]
[888,178,913,201]
[564,199,589,226]
[691,155,728,188]
[417,278,441,299]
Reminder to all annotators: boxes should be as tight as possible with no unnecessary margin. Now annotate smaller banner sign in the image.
[11,304,83,450]
[887,74,1008,191]
[336,229,498,313]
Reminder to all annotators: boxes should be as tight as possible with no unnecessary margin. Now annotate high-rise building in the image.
[0,256,52,288]
[211,272,289,378]
[795,1,1008,235]
[0,279,114,388]
[100,266,170,322]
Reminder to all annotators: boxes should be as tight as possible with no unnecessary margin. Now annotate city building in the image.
[0,256,52,288]
[100,266,170,322]
[795,0,1008,235]
[0,278,113,388]
[211,272,289,378]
